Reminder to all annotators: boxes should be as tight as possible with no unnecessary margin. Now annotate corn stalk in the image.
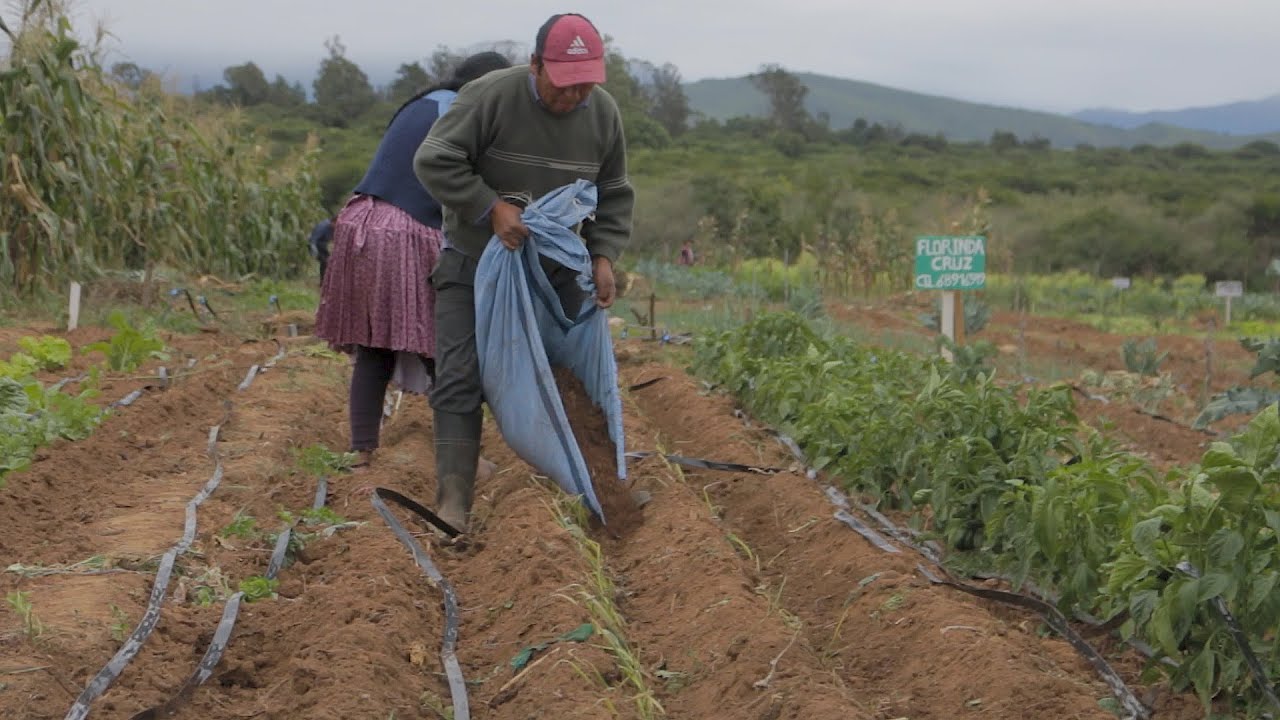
[0,3,321,297]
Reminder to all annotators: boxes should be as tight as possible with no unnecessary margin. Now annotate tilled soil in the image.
[0,324,1209,720]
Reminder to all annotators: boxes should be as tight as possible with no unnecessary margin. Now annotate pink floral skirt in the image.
[314,194,441,358]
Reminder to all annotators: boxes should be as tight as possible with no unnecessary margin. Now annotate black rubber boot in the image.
[434,409,483,534]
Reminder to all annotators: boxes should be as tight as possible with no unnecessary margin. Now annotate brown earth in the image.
[0,316,1217,720]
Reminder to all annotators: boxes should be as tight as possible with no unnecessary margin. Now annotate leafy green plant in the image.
[84,312,168,372]
[17,336,72,371]
[1121,338,1168,377]
[220,512,257,539]
[301,506,346,526]
[0,373,106,487]
[920,296,990,335]
[1196,337,1280,428]
[293,443,357,476]
[693,311,1280,715]
[238,576,279,603]
[0,353,39,380]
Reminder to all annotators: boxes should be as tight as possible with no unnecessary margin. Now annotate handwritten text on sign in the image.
[914,235,986,290]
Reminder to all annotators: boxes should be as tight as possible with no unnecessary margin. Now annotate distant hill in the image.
[683,72,1280,149]
[1073,94,1280,136]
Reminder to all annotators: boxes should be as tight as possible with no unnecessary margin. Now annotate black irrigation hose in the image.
[626,376,668,391]
[832,509,900,554]
[369,488,469,720]
[130,475,330,720]
[723,412,1155,718]
[915,563,1152,720]
[1177,562,1280,711]
[624,451,789,475]
[64,348,279,720]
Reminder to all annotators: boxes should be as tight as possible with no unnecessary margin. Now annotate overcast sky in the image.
[67,0,1280,113]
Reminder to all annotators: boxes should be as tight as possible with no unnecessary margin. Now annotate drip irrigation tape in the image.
[51,373,88,393]
[237,366,260,392]
[65,350,276,719]
[370,488,469,720]
[915,563,1151,720]
[626,376,668,391]
[624,451,789,475]
[1177,562,1280,710]
[733,411,1165,707]
[65,550,177,720]
[832,510,899,554]
[131,467,325,720]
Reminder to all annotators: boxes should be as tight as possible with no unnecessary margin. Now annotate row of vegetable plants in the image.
[0,313,168,486]
[692,311,1280,717]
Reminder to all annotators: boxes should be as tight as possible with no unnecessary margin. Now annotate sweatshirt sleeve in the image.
[582,101,635,263]
[413,91,499,225]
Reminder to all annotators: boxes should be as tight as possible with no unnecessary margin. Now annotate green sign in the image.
[914,235,986,290]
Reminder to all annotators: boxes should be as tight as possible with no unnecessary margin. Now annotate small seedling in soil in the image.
[5,591,43,639]
[420,690,454,719]
[301,506,346,526]
[109,604,129,642]
[238,576,279,603]
[220,512,257,539]
[293,443,356,476]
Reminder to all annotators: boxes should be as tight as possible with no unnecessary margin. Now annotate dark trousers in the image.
[350,345,394,451]
[429,247,587,419]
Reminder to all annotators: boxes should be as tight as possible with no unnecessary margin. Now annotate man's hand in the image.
[592,255,616,309]
[491,200,529,250]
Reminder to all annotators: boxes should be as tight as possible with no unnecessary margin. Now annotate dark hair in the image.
[387,51,511,127]
[532,13,599,64]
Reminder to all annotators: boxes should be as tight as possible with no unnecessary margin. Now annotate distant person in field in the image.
[314,51,512,475]
[414,12,634,534]
[678,240,695,266]
[308,215,334,285]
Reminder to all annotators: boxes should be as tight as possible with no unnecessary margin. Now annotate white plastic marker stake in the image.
[68,282,82,331]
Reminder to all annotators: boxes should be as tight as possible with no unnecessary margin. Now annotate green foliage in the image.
[293,443,356,476]
[220,512,257,539]
[16,336,71,371]
[1121,338,1168,377]
[301,506,347,526]
[1196,337,1280,428]
[0,7,321,298]
[920,296,991,335]
[84,311,168,372]
[0,370,106,487]
[312,36,378,128]
[237,575,279,602]
[694,311,1280,715]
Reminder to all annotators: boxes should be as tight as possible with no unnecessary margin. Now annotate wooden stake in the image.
[649,293,657,340]
[1202,319,1215,408]
[954,292,966,347]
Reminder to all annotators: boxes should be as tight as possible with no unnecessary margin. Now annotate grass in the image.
[549,493,665,720]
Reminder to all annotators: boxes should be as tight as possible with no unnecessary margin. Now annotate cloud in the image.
[67,0,1280,112]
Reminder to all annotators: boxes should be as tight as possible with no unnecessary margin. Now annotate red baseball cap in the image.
[535,13,607,87]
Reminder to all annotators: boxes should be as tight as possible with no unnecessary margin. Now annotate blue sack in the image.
[473,179,625,523]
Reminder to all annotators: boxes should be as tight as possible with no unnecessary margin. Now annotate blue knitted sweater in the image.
[353,90,456,229]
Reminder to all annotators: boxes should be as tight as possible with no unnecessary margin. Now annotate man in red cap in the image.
[414,12,633,534]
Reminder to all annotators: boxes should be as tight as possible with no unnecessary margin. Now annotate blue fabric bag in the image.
[473,179,625,522]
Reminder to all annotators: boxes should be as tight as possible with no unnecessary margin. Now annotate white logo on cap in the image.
[566,35,589,55]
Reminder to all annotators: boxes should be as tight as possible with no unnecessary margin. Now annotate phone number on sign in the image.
[915,273,986,290]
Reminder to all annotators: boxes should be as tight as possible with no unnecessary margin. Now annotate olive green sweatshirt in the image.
[413,66,634,263]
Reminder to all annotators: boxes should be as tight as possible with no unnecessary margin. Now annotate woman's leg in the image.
[350,345,396,461]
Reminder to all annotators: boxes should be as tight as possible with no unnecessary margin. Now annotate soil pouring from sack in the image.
[552,366,644,537]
